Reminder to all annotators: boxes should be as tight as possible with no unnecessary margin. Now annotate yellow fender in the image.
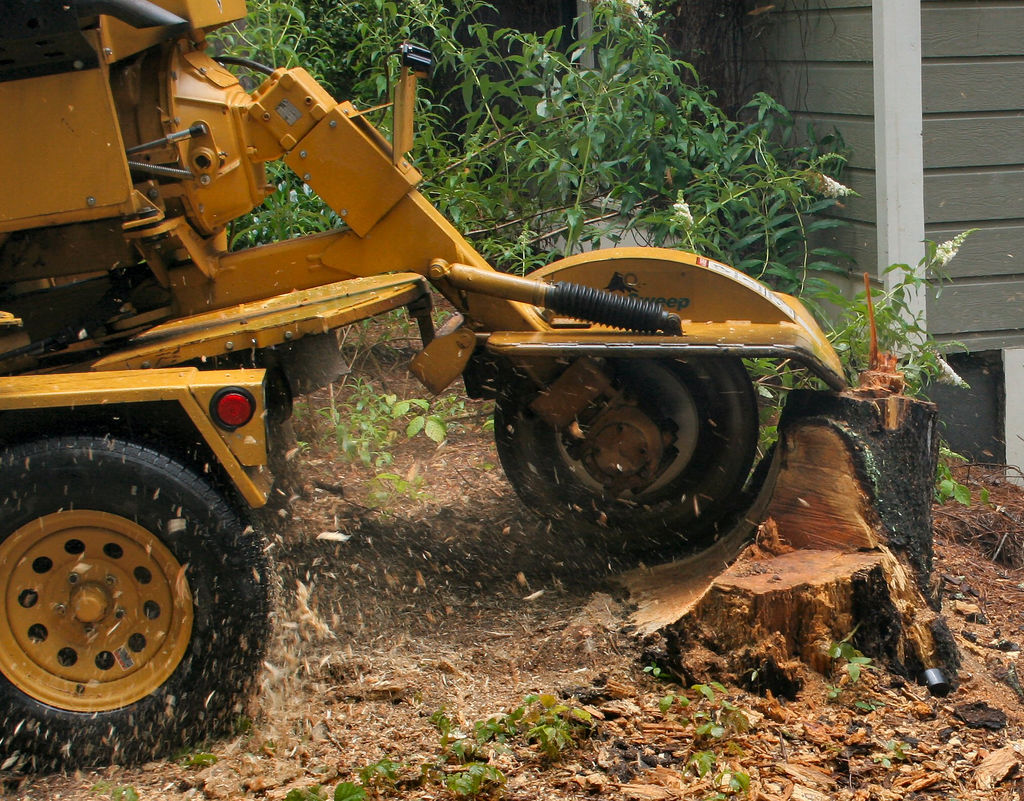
[487,246,847,390]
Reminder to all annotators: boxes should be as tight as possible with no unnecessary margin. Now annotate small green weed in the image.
[358,757,403,790]
[437,693,593,764]
[91,784,139,801]
[366,471,429,506]
[179,750,218,768]
[659,682,750,742]
[284,787,329,801]
[332,784,367,801]
[826,632,877,708]
[872,739,910,768]
[644,662,677,682]
[936,445,989,507]
[443,762,506,797]
[318,378,460,467]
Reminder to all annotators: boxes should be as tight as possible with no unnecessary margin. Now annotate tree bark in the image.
[622,387,960,696]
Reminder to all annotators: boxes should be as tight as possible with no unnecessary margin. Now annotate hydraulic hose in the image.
[74,0,188,31]
[428,261,682,336]
[546,281,681,335]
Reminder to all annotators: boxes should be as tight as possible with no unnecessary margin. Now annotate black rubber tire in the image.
[0,437,271,768]
[494,357,758,542]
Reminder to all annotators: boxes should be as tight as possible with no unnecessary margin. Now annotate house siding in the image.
[747,0,1024,350]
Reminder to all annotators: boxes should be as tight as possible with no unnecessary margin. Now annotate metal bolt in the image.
[73,60,84,70]
[147,188,159,200]
[299,150,307,159]
[86,196,96,207]
[283,330,294,340]
[140,361,151,369]
[199,174,211,185]
[263,112,271,121]
[54,603,66,616]
[75,684,85,695]
[340,209,348,217]
[115,608,126,619]
[329,120,337,128]
[103,48,112,57]
[105,574,116,585]
[68,573,79,584]
[225,341,234,351]
[303,173,311,181]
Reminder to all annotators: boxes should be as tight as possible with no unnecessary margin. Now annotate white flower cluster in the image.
[815,173,852,199]
[672,193,693,228]
[932,230,971,270]
[621,0,652,17]
[936,356,968,388]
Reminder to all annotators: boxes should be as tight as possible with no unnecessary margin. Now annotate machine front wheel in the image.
[494,357,759,542]
[0,437,270,767]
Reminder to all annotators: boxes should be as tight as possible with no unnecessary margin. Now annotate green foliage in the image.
[179,750,219,768]
[435,693,593,764]
[644,662,678,682]
[285,787,329,801]
[936,444,989,507]
[317,378,452,467]
[358,757,403,789]
[443,762,507,797]
[872,739,910,769]
[657,682,751,745]
[688,749,717,778]
[216,0,847,289]
[91,784,139,801]
[366,471,428,506]
[816,232,977,394]
[826,631,875,705]
[333,784,367,801]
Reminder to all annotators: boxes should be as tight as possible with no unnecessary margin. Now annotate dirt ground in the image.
[8,340,1024,801]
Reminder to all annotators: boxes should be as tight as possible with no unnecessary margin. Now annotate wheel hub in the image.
[579,406,667,491]
[0,510,193,712]
[70,582,111,623]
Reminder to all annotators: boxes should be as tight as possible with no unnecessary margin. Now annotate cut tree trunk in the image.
[622,387,960,696]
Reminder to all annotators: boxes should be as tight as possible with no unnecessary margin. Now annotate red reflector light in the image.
[211,388,256,429]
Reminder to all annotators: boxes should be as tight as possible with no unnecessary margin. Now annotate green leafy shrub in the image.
[215,0,848,294]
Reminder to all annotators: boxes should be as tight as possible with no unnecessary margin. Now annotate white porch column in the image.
[872,0,926,321]
[1004,349,1024,473]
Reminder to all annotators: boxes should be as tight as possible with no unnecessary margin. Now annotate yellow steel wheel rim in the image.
[0,510,193,712]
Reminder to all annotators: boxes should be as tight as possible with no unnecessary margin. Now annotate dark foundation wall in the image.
[926,351,1005,465]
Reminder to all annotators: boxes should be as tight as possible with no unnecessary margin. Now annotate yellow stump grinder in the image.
[0,0,845,765]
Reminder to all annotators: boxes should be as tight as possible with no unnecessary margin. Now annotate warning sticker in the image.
[115,646,135,671]
[275,98,302,127]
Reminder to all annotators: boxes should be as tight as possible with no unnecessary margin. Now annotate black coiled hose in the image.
[546,282,682,335]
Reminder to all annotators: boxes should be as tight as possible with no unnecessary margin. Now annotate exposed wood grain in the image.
[766,424,879,551]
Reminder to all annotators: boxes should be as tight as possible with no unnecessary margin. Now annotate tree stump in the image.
[622,387,960,696]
